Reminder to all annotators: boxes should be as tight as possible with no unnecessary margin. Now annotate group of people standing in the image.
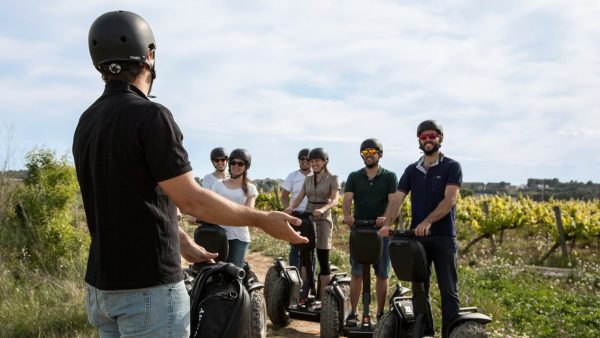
[278,119,462,338]
[75,10,462,338]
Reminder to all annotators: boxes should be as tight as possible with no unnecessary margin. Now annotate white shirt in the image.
[282,170,313,212]
[210,180,258,242]
[201,173,227,190]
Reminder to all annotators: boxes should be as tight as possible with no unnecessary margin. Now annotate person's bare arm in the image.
[179,227,218,263]
[414,185,460,236]
[379,190,407,236]
[159,172,307,244]
[245,194,257,209]
[342,191,354,226]
[285,186,306,214]
[281,189,291,209]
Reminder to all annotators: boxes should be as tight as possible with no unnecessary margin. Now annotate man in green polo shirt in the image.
[342,138,398,326]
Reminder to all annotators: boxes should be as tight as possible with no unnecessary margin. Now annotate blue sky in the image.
[1,0,599,185]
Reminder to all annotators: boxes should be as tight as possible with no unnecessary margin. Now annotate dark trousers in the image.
[412,236,460,338]
[289,244,316,276]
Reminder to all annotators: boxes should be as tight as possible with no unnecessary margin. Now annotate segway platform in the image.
[343,325,376,338]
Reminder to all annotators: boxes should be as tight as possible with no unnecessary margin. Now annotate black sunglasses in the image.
[230,160,246,167]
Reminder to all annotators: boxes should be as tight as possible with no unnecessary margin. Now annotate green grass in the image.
[0,257,98,338]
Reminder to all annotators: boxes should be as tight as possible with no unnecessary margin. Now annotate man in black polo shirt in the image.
[74,11,306,337]
[381,120,462,338]
[342,138,398,326]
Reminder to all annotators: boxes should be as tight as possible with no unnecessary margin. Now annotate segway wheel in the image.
[320,283,350,338]
[246,289,267,338]
[263,265,278,305]
[373,312,397,338]
[264,266,291,327]
[449,321,488,338]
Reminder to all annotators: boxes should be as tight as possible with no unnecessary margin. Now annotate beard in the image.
[364,158,379,168]
[420,142,440,155]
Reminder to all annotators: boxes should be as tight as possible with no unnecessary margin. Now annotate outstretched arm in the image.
[160,172,307,244]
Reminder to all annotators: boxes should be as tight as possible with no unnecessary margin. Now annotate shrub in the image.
[0,148,89,273]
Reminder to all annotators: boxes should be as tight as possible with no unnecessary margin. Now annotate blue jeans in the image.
[413,236,459,338]
[227,239,249,268]
[85,281,189,338]
[350,236,391,278]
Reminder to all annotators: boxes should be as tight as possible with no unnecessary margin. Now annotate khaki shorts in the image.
[315,218,333,250]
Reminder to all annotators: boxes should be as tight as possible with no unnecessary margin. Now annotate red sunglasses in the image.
[418,132,439,140]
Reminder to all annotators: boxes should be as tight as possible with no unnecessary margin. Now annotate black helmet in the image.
[229,149,251,169]
[297,148,310,159]
[360,138,383,153]
[210,147,228,161]
[88,11,156,68]
[308,148,328,162]
[417,120,444,142]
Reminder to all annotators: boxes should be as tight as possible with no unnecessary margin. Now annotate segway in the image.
[373,229,492,338]
[189,221,267,338]
[264,211,351,327]
[320,220,381,338]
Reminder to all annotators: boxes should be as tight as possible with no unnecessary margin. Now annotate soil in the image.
[182,251,320,338]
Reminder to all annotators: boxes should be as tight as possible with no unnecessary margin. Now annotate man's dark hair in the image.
[97,61,145,83]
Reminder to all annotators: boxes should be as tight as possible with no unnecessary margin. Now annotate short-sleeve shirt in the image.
[73,81,191,290]
[282,170,313,212]
[304,173,340,220]
[345,167,398,220]
[211,181,258,242]
[397,154,462,236]
[202,173,227,190]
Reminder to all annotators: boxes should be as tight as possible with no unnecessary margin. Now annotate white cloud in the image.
[0,0,599,183]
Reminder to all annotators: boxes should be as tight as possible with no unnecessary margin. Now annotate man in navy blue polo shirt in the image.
[380,120,462,338]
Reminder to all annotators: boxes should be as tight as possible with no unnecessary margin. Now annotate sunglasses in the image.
[418,132,440,140]
[360,148,380,156]
[213,158,227,163]
[298,157,309,161]
[230,160,246,167]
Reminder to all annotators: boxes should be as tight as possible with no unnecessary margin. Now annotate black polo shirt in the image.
[345,167,398,221]
[73,81,192,290]
[397,154,462,236]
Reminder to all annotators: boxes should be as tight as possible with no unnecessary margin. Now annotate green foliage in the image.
[1,148,89,273]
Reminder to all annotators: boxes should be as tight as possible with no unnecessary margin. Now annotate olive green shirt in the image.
[345,166,398,220]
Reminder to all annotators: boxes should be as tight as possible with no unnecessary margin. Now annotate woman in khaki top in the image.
[285,147,340,299]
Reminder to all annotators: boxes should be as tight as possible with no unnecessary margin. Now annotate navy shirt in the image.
[397,154,462,236]
[73,81,192,290]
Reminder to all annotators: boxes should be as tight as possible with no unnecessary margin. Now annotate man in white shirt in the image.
[281,148,313,269]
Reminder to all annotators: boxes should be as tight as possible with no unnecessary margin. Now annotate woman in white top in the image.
[202,147,229,190]
[211,148,258,268]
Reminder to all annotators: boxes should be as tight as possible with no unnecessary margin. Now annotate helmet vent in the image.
[92,40,98,46]
[120,36,127,43]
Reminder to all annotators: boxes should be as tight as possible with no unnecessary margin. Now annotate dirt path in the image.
[247,252,321,338]
[182,252,320,338]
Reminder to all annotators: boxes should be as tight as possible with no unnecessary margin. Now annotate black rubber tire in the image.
[373,311,397,338]
[320,283,350,338]
[449,321,488,338]
[263,265,279,305]
[264,266,291,327]
[246,289,267,338]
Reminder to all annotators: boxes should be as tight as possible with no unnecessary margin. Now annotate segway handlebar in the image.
[353,219,377,227]
[291,211,313,218]
[389,229,430,237]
